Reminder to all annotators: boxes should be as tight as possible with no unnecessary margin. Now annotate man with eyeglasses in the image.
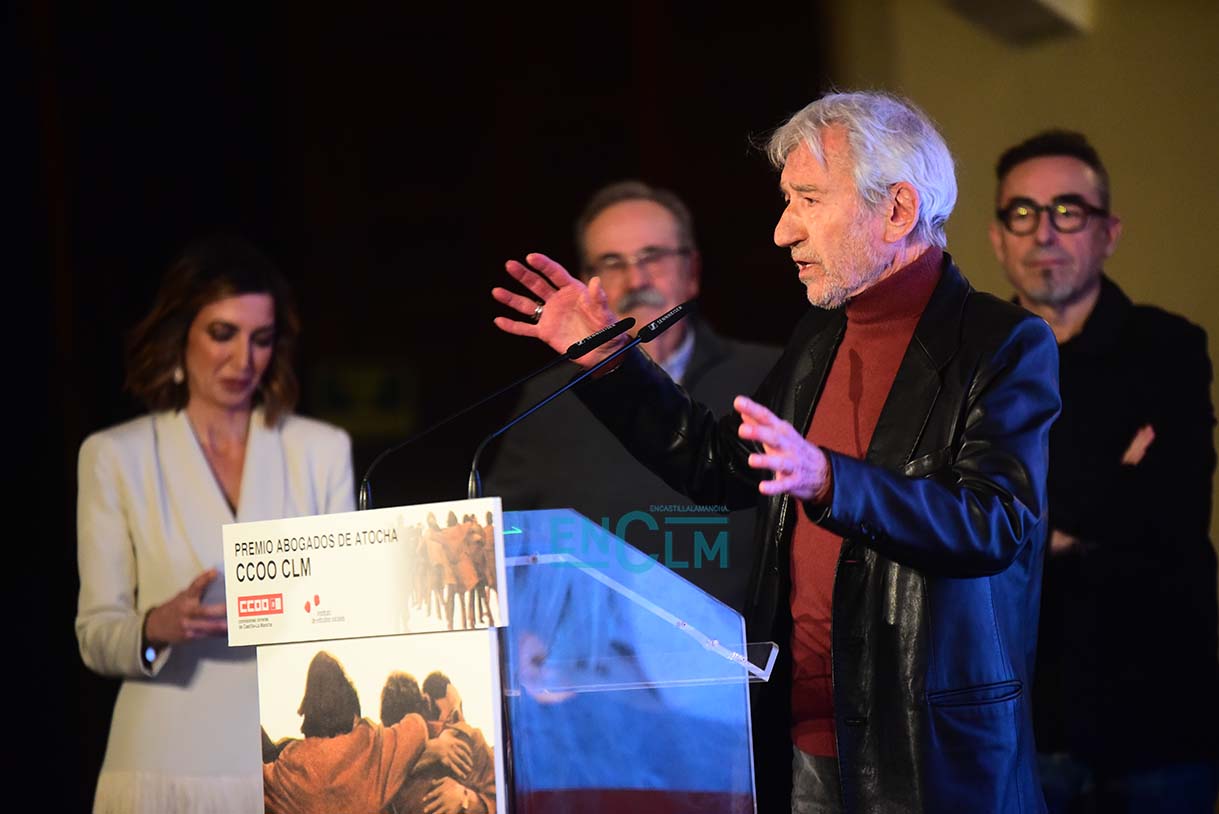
[484,180,780,610]
[990,129,1219,814]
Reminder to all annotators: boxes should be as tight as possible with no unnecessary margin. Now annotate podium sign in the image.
[223,497,509,814]
[221,497,508,646]
[258,629,505,814]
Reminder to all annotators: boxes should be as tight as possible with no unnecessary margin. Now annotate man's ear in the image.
[883,182,920,244]
[1102,215,1123,259]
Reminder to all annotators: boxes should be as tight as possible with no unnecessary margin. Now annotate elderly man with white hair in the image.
[492,91,1060,813]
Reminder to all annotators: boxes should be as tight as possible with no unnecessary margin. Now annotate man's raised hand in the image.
[491,252,623,368]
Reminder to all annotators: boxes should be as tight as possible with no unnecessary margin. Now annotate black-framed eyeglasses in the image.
[996,195,1109,236]
[585,246,691,277]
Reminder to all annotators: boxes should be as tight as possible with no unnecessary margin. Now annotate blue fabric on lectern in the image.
[502,509,755,800]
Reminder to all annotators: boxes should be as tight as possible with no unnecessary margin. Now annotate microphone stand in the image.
[466,335,642,500]
[467,300,692,500]
[357,317,634,510]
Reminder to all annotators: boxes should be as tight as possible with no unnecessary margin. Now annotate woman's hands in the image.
[143,568,228,646]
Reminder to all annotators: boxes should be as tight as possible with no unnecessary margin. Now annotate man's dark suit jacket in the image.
[1034,275,1219,771]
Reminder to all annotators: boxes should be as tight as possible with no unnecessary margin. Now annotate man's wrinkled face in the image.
[990,155,1120,309]
[773,125,892,309]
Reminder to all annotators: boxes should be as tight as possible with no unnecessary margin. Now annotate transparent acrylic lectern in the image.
[499,509,777,814]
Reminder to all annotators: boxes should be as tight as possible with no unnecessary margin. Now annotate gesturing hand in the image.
[1048,529,1081,556]
[491,252,623,368]
[1120,423,1155,466]
[735,396,832,503]
[144,568,228,646]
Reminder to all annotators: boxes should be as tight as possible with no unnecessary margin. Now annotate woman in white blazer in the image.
[75,235,355,813]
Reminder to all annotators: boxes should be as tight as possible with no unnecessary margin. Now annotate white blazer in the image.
[76,408,353,814]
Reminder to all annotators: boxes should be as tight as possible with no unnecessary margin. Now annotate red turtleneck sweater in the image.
[790,247,942,757]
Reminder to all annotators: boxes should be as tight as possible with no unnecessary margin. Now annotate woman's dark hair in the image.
[124,234,301,425]
[297,651,361,738]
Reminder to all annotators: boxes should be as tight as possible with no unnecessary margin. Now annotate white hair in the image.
[767,91,957,249]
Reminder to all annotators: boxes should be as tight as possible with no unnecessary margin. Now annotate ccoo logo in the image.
[237,593,284,617]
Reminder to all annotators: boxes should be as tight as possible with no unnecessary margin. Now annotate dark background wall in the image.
[24,4,830,808]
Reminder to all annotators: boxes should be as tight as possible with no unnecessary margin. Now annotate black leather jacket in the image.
[579,257,1060,813]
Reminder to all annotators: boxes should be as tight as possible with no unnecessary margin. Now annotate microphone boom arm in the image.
[358,316,636,509]
[467,299,693,500]
[467,334,644,499]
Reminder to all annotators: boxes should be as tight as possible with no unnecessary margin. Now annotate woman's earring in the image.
[172,365,185,385]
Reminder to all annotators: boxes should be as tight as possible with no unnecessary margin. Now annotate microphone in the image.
[636,301,691,342]
[565,317,639,360]
[467,300,693,499]
[357,316,635,509]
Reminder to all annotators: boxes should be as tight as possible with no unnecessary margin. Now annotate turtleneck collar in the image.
[845,247,943,325]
